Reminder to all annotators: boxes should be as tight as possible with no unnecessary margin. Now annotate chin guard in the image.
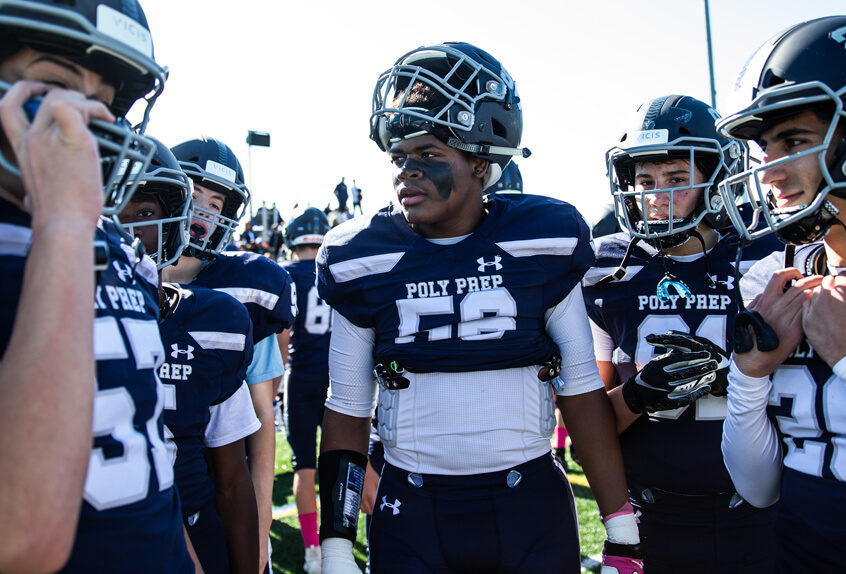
[733,310,779,353]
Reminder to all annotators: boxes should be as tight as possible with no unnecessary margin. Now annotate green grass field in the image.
[269,432,604,573]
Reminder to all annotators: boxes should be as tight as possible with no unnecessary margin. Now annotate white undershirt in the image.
[205,381,261,448]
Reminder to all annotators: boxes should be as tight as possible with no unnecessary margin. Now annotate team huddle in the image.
[0,2,844,574]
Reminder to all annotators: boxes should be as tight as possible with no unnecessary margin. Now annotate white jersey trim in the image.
[329,252,406,283]
[215,287,279,310]
[495,237,577,257]
[582,265,645,287]
[189,331,247,352]
[0,222,30,256]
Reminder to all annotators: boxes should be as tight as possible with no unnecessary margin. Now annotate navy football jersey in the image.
[316,194,595,373]
[741,244,846,485]
[583,231,781,494]
[158,283,255,515]
[0,199,192,573]
[281,258,330,375]
[191,250,297,343]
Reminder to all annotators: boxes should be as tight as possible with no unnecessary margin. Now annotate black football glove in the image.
[648,330,730,396]
[622,331,730,414]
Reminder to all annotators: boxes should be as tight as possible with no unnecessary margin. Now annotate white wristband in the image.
[604,512,639,545]
[833,356,846,381]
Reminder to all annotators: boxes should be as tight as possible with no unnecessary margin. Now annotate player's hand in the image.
[601,541,644,574]
[622,333,721,413]
[734,269,822,378]
[321,537,360,574]
[802,274,846,368]
[645,331,730,396]
[0,80,114,232]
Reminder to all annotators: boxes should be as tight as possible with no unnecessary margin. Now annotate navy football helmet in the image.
[484,161,523,195]
[607,94,745,249]
[371,42,530,188]
[717,16,846,244]
[0,82,158,216]
[116,137,191,269]
[0,0,167,129]
[0,0,166,216]
[284,206,330,248]
[171,137,250,258]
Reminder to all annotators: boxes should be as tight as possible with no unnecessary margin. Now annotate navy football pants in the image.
[283,374,328,471]
[370,453,581,574]
[630,486,776,573]
[184,498,230,574]
[775,467,846,574]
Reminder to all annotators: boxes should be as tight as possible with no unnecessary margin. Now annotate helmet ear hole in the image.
[491,118,507,139]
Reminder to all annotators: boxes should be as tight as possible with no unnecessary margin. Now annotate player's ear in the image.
[471,157,490,180]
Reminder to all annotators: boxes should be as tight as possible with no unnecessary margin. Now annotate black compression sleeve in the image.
[318,449,367,543]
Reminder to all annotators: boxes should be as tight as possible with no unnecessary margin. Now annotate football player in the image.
[163,136,297,573]
[716,15,846,572]
[118,139,261,574]
[583,94,781,573]
[277,206,332,573]
[316,42,641,574]
[0,1,194,573]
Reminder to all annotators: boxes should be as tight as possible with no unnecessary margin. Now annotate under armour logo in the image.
[112,261,134,283]
[709,274,735,292]
[380,496,401,515]
[171,344,194,360]
[477,255,503,272]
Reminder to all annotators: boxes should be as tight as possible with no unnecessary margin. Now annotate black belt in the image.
[629,482,744,509]
[383,453,552,490]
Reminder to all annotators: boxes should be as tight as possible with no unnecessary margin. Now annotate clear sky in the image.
[138,0,844,227]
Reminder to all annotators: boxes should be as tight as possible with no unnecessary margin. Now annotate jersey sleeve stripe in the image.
[328,252,405,283]
[582,265,645,286]
[0,223,31,256]
[214,287,280,310]
[188,330,247,351]
[495,237,578,257]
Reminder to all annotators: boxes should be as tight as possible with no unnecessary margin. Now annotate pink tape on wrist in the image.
[602,554,644,574]
[553,426,569,449]
[602,501,634,523]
